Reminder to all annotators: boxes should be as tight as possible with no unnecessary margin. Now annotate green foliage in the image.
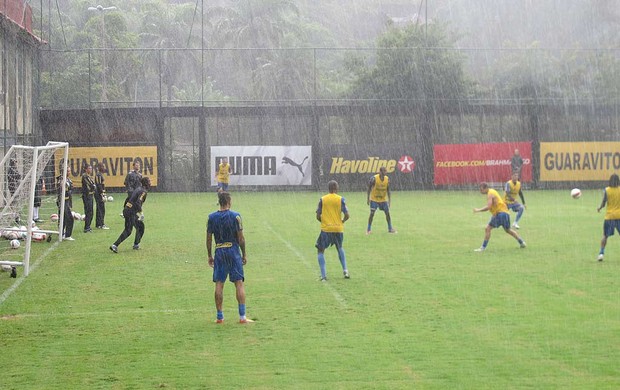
[30,0,620,106]
[1,191,619,388]
[346,22,472,101]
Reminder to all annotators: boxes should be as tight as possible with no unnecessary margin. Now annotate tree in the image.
[347,22,472,102]
[206,0,301,100]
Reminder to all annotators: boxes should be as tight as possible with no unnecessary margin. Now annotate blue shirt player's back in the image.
[207,210,243,248]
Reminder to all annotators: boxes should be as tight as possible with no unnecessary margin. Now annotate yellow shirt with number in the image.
[370,174,389,202]
[504,180,521,205]
[605,186,620,220]
[319,193,346,233]
[217,163,231,184]
[488,188,508,216]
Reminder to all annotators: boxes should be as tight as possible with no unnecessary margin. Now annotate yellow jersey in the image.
[370,174,389,202]
[604,186,620,220]
[217,163,231,184]
[319,193,346,233]
[504,180,521,204]
[488,188,508,216]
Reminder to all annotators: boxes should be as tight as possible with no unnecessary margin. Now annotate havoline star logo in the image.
[398,155,415,173]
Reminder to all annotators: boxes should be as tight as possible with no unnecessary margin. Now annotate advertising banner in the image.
[54,146,158,188]
[323,145,420,190]
[540,142,620,181]
[211,146,312,186]
[434,142,532,185]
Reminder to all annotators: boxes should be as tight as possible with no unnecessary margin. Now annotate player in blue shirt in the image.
[207,191,250,324]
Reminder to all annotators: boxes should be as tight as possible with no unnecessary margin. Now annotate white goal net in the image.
[0,142,69,277]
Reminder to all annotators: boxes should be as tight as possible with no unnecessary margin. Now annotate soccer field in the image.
[0,190,619,389]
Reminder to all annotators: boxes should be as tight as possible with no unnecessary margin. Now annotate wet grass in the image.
[0,189,618,389]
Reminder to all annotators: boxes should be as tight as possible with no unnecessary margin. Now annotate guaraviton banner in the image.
[211,146,312,186]
[54,146,158,188]
[540,142,620,181]
[434,142,532,185]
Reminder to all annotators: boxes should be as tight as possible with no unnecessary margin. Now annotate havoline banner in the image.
[323,145,420,190]
[211,145,312,186]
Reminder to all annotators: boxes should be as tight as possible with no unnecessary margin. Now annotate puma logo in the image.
[282,156,308,176]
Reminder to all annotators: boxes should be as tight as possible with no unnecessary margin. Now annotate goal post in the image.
[0,142,69,277]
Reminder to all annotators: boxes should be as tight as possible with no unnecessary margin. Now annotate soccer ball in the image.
[72,211,83,220]
[50,213,59,222]
[32,232,47,242]
[10,239,20,249]
[571,188,581,199]
[107,196,114,202]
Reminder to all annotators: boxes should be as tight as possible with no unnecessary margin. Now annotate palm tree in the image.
[206,0,299,100]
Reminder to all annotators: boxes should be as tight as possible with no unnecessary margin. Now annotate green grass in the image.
[1,190,619,389]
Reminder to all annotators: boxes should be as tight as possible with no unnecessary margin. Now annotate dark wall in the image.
[39,102,620,191]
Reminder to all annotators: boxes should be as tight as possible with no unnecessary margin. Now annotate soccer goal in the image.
[0,142,69,277]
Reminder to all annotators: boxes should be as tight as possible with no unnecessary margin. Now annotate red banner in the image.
[434,142,532,185]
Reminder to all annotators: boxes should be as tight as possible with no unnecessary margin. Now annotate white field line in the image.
[0,241,60,306]
[264,222,348,309]
[2,308,203,319]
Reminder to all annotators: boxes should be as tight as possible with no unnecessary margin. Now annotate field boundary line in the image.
[3,308,203,319]
[0,241,60,306]
[264,222,348,309]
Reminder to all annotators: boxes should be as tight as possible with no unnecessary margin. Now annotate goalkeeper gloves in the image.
[137,212,145,222]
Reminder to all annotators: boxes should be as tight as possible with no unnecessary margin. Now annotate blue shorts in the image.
[315,231,344,251]
[370,201,389,212]
[213,246,244,283]
[217,182,229,191]
[507,203,524,212]
[488,212,511,229]
[603,220,620,237]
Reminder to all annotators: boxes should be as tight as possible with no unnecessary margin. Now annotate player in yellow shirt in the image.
[596,174,620,261]
[504,172,526,229]
[366,167,396,234]
[473,182,526,252]
[215,157,233,193]
[316,180,350,281]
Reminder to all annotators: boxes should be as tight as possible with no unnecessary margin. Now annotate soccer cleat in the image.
[343,270,350,279]
[215,319,224,324]
[597,254,604,262]
[10,266,17,278]
[366,230,371,235]
[84,228,92,233]
[109,244,118,253]
[474,247,485,252]
[64,236,75,241]
[512,223,520,229]
[520,241,527,249]
[133,244,140,250]
[101,225,110,230]
[319,277,327,282]
[239,318,254,324]
[388,229,398,234]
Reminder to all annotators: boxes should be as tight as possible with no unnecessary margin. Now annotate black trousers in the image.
[95,193,106,227]
[61,203,74,238]
[82,195,94,231]
[114,209,145,247]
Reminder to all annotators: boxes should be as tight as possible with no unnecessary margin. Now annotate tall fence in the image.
[38,47,620,191]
